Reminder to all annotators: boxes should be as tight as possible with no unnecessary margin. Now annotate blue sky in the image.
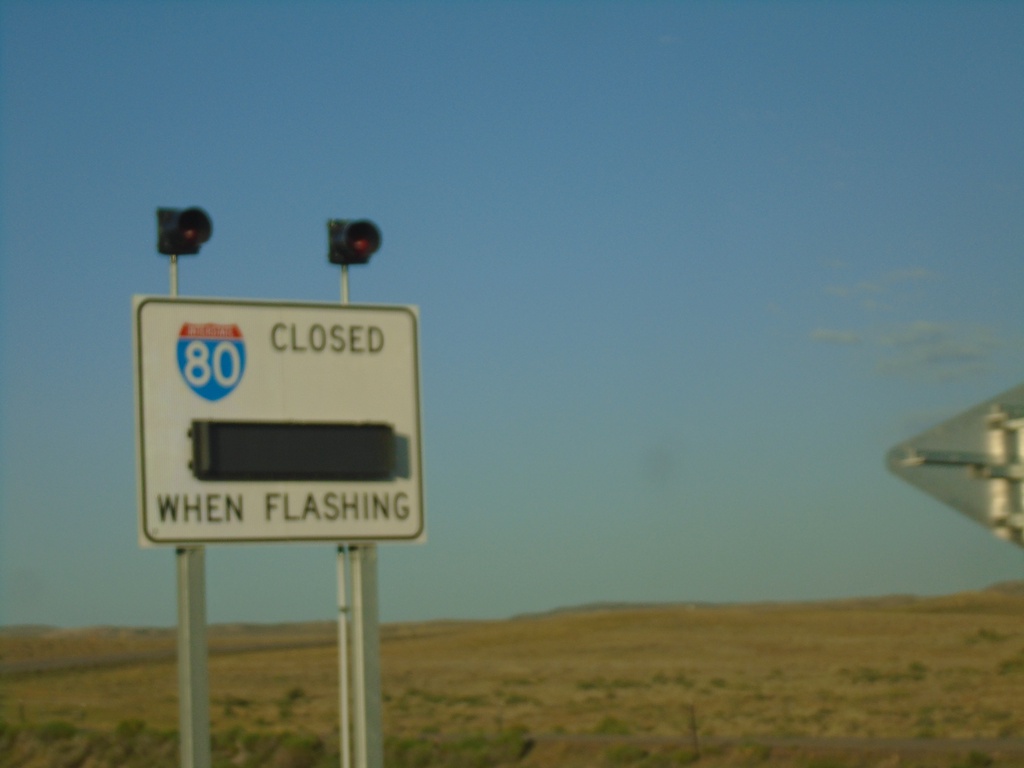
[2,1,1023,627]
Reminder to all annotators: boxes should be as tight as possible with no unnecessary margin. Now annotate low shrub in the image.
[604,743,648,766]
[35,719,77,742]
[115,718,146,740]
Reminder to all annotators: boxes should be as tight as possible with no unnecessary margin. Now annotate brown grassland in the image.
[3,585,1024,767]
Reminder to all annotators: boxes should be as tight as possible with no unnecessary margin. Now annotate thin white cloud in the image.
[811,266,1008,381]
[810,328,862,345]
[883,267,937,283]
[876,321,1001,381]
[880,321,946,348]
[826,281,883,298]
[825,266,938,308]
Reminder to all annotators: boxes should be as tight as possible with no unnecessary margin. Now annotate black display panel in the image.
[191,421,395,481]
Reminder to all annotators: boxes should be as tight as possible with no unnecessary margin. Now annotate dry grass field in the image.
[3,585,1024,766]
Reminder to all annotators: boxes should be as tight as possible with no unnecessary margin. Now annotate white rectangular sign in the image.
[133,296,424,545]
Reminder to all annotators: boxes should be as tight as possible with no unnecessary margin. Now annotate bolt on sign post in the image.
[136,212,422,768]
[887,381,1024,547]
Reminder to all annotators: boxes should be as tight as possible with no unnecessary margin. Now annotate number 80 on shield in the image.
[176,322,247,402]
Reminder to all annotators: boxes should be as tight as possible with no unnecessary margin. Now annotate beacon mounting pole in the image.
[156,207,214,768]
[171,266,211,768]
[329,220,384,768]
[340,267,384,768]
[337,260,353,768]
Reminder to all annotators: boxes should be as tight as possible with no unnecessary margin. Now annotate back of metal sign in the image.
[886,381,1024,546]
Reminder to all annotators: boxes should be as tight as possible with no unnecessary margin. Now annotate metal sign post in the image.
[176,546,210,768]
[340,261,384,768]
[337,544,352,768]
[164,254,212,768]
[350,544,383,768]
[339,263,353,768]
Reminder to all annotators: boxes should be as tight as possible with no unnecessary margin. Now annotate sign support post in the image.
[339,262,384,768]
[350,545,383,768]
[337,545,352,768]
[168,258,212,768]
[177,546,211,768]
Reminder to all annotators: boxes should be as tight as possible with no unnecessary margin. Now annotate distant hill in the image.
[517,581,1024,619]
[985,579,1024,595]
[4,581,1024,634]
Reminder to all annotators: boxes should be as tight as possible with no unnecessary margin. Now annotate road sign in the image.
[886,382,1024,547]
[134,296,424,546]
